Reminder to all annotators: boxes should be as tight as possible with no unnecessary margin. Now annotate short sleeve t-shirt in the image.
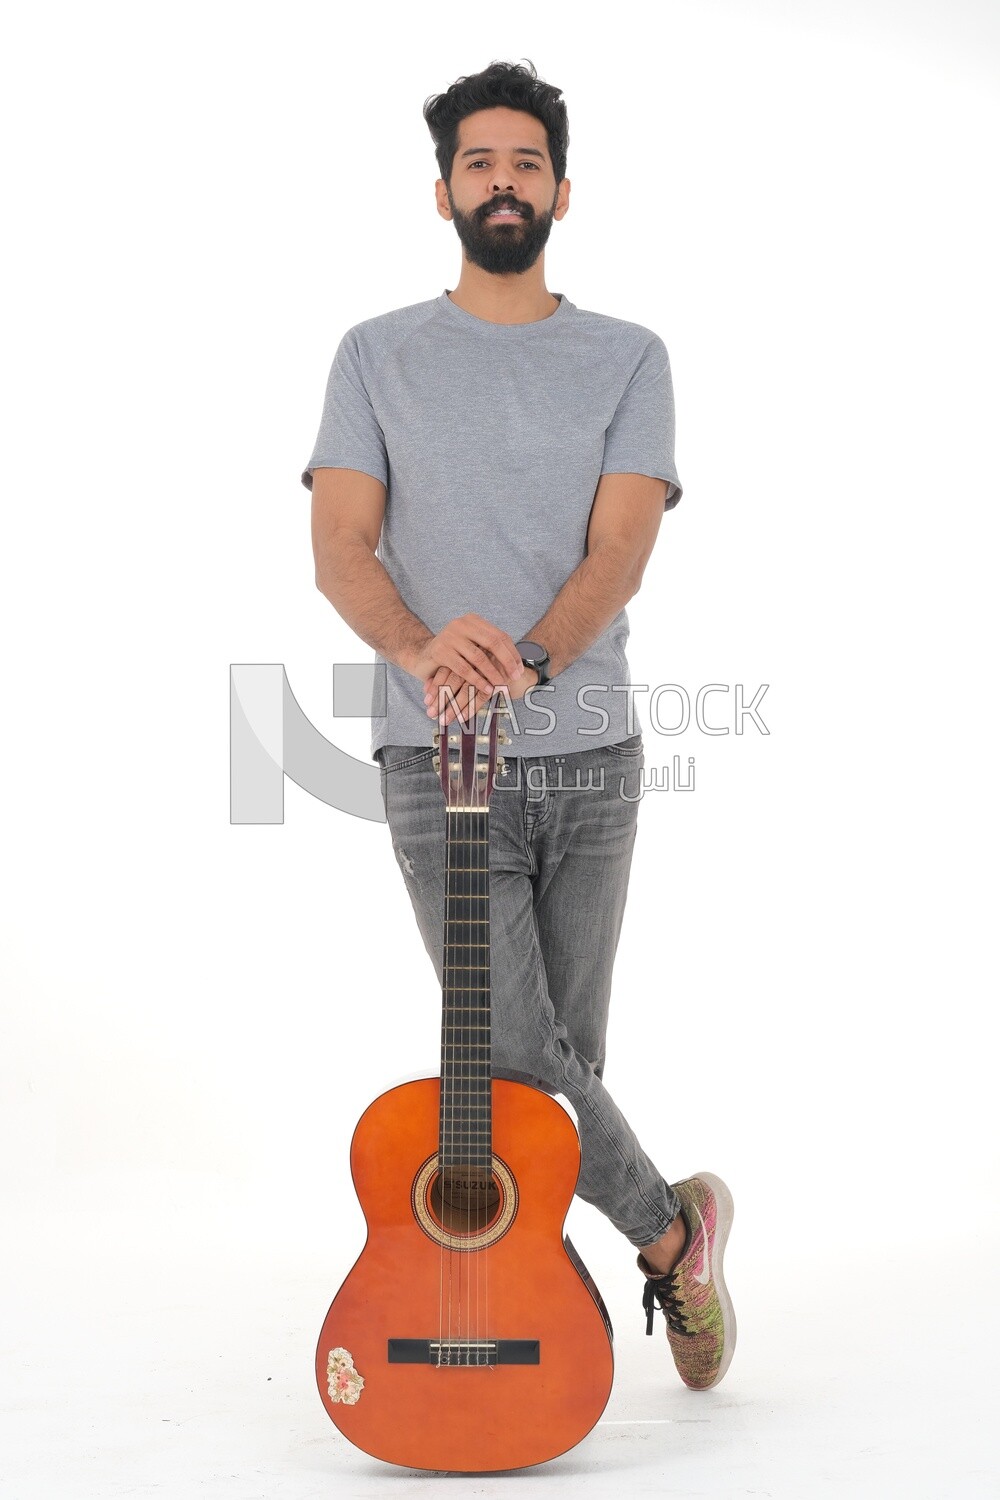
[301,290,683,761]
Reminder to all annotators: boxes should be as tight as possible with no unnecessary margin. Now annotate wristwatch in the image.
[515,639,551,686]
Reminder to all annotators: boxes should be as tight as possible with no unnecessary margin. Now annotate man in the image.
[301,60,735,1392]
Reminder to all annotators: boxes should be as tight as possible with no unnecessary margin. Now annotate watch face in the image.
[517,640,546,662]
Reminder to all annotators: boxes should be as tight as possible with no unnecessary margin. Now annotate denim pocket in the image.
[603,734,644,757]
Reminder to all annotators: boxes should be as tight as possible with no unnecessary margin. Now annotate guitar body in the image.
[316,1075,615,1472]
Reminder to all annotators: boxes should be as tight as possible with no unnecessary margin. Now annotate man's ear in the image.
[435,178,453,220]
[553,178,571,222]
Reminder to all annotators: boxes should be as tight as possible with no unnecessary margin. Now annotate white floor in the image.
[3,1176,996,1500]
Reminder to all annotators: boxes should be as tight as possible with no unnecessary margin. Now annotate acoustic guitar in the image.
[315,705,615,1472]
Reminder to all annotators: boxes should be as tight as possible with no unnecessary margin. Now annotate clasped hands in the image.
[411,613,540,728]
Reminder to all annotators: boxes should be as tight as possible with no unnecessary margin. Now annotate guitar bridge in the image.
[387,1339,540,1367]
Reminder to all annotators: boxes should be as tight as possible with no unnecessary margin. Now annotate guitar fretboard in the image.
[439,807,492,1169]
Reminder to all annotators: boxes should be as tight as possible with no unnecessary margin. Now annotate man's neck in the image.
[446,259,559,325]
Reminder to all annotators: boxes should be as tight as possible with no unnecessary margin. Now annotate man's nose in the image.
[490,170,516,192]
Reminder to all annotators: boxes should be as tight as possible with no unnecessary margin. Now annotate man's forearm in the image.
[526,543,642,678]
[316,538,432,674]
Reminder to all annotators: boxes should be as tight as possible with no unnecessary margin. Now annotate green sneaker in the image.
[638,1172,736,1390]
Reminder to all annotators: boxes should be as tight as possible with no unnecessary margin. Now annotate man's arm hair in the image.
[311,467,433,675]
[525,471,667,678]
[311,468,524,696]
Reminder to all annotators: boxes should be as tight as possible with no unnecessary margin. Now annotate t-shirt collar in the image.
[438,289,571,335]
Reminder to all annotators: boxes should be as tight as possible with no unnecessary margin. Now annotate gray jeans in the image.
[377,734,681,1248]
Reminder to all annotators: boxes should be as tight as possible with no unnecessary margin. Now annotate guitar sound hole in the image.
[429,1166,502,1234]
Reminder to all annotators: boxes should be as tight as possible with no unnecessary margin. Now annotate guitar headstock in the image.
[433,702,512,810]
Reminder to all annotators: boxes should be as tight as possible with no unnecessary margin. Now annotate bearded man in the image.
[302,59,735,1392]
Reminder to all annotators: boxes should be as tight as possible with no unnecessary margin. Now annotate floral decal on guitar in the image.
[327,1347,364,1405]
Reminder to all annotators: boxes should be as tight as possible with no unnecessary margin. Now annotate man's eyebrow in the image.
[459,146,547,159]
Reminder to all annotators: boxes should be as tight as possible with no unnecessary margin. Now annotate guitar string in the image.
[481,715,495,1366]
[467,774,473,1360]
[464,729,471,1358]
[460,732,467,1360]
[443,716,449,1367]
[469,734,476,1362]
[441,715,452,1367]
[470,704,482,1365]
[448,718,457,1364]
[440,756,449,1368]
[479,708,494,1366]
[481,789,489,1368]
[439,730,446,1368]
[483,728,493,1368]
[473,701,485,1362]
[474,716,485,1364]
[469,700,482,1361]
[475,756,483,1363]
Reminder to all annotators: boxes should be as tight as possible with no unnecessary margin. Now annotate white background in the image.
[2,2,997,1496]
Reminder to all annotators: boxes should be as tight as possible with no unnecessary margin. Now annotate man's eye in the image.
[468,160,540,169]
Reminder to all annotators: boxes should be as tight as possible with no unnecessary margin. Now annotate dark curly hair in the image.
[423,59,569,186]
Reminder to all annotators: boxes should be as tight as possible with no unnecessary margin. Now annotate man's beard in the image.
[447,187,558,275]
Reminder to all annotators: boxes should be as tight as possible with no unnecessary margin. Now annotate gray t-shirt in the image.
[301,290,683,760]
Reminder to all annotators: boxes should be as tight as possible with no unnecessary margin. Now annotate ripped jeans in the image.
[376,734,681,1248]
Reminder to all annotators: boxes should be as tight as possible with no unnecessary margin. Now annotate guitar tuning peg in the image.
[432,754,440,771]
[498,731,511,745]
[496,757,505,773]
[432,729,441,745]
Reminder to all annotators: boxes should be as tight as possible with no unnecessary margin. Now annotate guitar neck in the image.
[439,805,492,1169]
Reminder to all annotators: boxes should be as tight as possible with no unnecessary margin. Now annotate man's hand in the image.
[408,614,524,709]
[424,657,540,726]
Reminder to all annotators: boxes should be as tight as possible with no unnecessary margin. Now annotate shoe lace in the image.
[642,1269,689,1337]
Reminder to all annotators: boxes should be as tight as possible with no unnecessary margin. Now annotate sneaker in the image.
[637,1171,736,1390]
